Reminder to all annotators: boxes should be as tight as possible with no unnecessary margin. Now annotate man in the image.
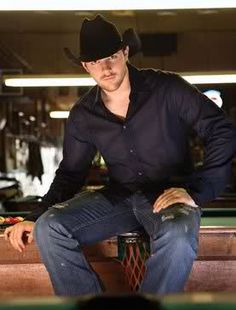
[4,15,236,295]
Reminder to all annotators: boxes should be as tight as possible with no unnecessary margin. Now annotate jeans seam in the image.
[70,208,134,233]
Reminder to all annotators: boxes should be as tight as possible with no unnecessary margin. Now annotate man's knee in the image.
[157,206,200,251]
[34,209,67,244]
[172,223,199,257]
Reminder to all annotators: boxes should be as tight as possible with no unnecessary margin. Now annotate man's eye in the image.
[90,61,96,65]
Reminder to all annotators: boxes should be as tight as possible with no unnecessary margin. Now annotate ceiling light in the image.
[182,73,236,84]
[1,0,236,10]
[197,9,219,14]
[4,75,96,87]
[156,11,177,16]
[50,111,70,119]
[4,72,236,87]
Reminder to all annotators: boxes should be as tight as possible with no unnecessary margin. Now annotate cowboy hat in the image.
[64,15,141,65]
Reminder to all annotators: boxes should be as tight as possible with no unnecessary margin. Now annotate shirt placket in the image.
[121,122,145,182]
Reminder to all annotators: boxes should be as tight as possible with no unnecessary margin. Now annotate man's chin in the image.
[100,82,120,92]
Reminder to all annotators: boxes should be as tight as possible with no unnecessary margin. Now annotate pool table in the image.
[0,293,236,310]
[202,193,236,209]
[0,205,236,296]
[1,206,236,227]
[201,206,236,223]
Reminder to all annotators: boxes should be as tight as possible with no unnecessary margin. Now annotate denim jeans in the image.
[34,187,201,296]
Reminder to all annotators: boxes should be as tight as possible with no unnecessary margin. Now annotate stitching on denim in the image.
[71,208,134,233]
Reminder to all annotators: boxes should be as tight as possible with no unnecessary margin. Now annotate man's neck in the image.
[101,68,130,103]
[101,69,131,119]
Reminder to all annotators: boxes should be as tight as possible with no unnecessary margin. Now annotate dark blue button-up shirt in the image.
[26,64,236,221]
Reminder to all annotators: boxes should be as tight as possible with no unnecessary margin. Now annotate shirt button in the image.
[122,125,127,129]
[130,149,134,153]
[138,172,143,176]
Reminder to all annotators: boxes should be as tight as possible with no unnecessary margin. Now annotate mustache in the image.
[101,73,115,79]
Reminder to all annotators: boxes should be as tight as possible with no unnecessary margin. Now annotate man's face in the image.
[81,47,129,92]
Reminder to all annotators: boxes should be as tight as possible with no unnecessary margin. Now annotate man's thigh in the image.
[133,191,201,239]
[43,188,141,245]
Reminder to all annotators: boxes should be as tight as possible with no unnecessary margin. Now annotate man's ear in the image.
[123,46,129,60]
[81,62,89,73]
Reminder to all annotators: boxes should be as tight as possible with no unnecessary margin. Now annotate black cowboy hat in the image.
[64,15,141,65]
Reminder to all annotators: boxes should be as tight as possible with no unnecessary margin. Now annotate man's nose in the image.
[101,59,112,72]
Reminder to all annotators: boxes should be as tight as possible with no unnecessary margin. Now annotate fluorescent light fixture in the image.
[0,0,236,10]
[50,111,70,119]
[4,75,96,87]
[182,73,236,84]
[4,72,236,87]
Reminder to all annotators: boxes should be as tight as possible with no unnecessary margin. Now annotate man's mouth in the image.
[102,74,115,80]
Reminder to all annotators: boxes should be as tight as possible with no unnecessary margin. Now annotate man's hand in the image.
[4,221,35,252]
[153,187,198,213]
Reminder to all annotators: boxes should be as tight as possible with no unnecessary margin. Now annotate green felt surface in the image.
[1,211,236,228]
[0,211,30,217]
[201,216,236,227]
[0,300,235,310]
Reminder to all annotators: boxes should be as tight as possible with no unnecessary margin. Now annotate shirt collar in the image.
[128,63,151,95]
[85,64,151,118]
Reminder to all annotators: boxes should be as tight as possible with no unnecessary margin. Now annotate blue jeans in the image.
[34,188,201,296]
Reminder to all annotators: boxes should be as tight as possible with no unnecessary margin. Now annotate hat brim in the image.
[64,42,125,66]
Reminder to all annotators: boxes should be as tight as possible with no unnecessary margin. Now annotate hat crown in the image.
[79,15,123,62]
